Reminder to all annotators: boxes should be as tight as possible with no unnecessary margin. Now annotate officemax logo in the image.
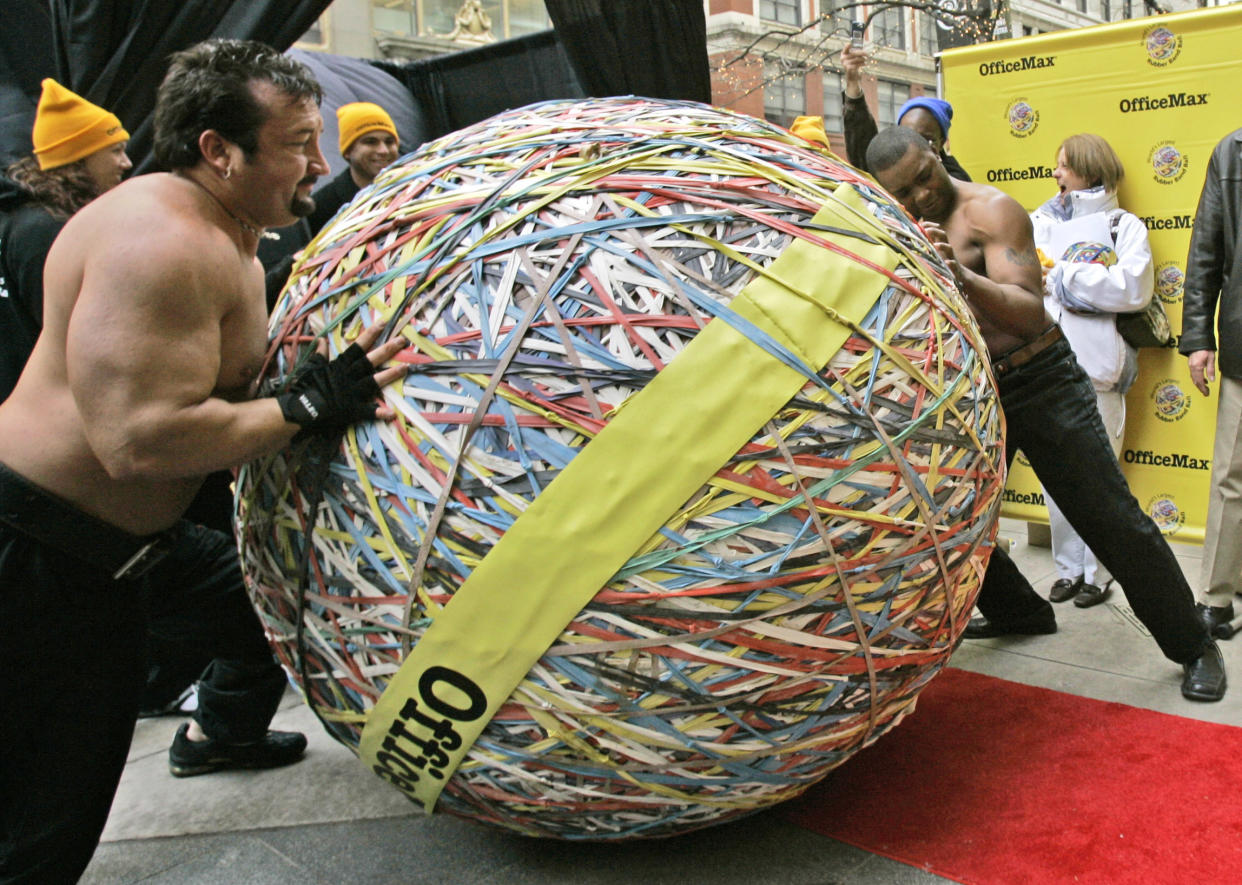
[979,55,1056,76]
[1143,25,1182,67]
[1006,98,1039,138]
[1123,448,1209,470]
[1118,91,1208,114]
[1140,214,1192,231]
[1146,493,1185,534]
[1149,141,1187,184]
[369,666,487,806]
[986,164,1053,183]
[1002,488,1045,506]
[1150,379,1191,423]
[1154,261,1184,303]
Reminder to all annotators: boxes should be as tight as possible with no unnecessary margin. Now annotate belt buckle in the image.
[113,533,175,580]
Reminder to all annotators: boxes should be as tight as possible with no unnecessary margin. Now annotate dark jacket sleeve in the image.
[0,205,64,400]
[307,168,360,234]
[1181,141,1225,355]
[941,152,971,182]
[843,93,878,173]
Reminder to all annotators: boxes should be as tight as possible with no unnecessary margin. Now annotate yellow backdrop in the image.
[942,5,1242,543]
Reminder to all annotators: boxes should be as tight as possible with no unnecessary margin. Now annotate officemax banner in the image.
[942,4,1242,543]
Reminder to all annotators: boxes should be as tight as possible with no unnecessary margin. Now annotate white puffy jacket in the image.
[1030,186,1154,393]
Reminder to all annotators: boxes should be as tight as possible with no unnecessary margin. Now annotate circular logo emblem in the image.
[1150,379,1190,423]
[1060,241,1118,266]
[1154,261,1184,303]
[1149,141,1187,184]
[1144,26,1182,66]
[1006,99,1039,138]
[1147,493,1185,534]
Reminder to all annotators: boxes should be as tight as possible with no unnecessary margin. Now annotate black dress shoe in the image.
[1049,577,1082,603]
[1181,641,1227,702]
[1197,602,1236,639]
[1073,581,1111,609]
[964,611,1057,639]
[169,723,308,777]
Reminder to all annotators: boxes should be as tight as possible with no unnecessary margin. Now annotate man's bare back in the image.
[0,173,272,533]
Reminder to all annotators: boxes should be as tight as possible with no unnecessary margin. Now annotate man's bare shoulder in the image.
[65,173,236,267]
[954,180,1033,240]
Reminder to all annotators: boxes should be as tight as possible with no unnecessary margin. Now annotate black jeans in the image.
[978,336,1209,665]
[0,520,286,884]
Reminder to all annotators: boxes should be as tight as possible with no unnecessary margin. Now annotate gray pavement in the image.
[80,518,1240,884]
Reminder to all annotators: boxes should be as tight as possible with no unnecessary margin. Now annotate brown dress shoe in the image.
[1049,577,1082,603]
[1073,581,1111,608]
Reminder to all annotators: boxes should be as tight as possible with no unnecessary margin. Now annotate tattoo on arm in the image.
[1004,247,1039,268]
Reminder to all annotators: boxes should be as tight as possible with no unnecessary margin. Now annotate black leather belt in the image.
[0,461,179,580]
[991,324,1064,378]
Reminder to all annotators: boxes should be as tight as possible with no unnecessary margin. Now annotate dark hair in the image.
[152,39,322,171]
[866,126,933,176]
[5,154,103,218]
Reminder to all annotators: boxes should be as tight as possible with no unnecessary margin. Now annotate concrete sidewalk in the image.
[80,518,1240,884]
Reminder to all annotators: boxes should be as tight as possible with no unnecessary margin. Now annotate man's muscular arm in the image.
[65,225,402,480]
[925,194,1048,341]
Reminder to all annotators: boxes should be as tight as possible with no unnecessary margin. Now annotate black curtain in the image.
[0,1,56,165]
[42,0,333,172]
[372,30,585,143]
[543,0,710,103]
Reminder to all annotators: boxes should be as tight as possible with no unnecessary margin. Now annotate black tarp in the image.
[0,0,56,165]
[3,2,712,169]
[3,0,334,171]
[371,29,585,143]
[544,0,710,104]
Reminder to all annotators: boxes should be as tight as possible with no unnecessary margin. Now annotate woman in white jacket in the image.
[1029,133,1155,608]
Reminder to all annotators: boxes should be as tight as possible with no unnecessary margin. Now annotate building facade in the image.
[704,0,1210,158]
[295,0,551,61]
[296,0,1217,159]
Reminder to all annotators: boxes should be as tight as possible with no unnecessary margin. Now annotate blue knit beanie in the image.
[897,96,953,139]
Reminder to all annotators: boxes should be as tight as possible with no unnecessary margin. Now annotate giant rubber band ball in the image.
[236,97,1005,839]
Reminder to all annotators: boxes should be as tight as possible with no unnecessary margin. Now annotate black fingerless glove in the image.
[276,343,381,436]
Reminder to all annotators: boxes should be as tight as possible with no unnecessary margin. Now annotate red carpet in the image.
[784,668,1242,884]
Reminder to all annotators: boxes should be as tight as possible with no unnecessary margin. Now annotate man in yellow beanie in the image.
[307,100,399,231]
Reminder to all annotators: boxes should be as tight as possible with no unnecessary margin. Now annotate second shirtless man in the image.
[864,125,1225,703]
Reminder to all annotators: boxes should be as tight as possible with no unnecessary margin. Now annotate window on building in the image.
[760,0,801,26]
[819,0,851,38]
[918,11,938,56]
[822,72,843,133]
[504,0,548,36]
[372,0,548,40]
[873,7,906,50]
[764,65,806,129]
[298,15,326,47]
[876,80,907,127]
[1077,0,1089,11]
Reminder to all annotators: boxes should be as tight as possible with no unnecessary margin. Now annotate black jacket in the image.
[307,166,360,233]
[1182,127,1242,378]
[842,93,971,182]
[0,176,63,401]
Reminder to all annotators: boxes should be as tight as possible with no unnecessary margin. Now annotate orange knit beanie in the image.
[336,102,397,155]
[32,78,129,170]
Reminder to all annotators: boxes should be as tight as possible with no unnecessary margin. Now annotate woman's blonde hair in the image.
[1058,133,1125,192]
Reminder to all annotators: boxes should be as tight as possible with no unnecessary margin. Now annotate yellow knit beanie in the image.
[337,102,397,155]
[790,115,831,150]
[32,78,129,171]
